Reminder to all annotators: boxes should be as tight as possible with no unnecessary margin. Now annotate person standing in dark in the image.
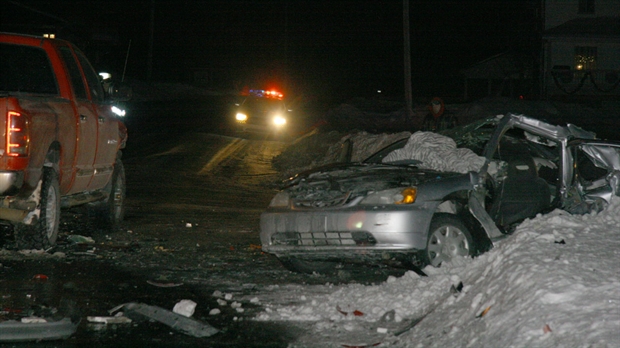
[421,97,457,132]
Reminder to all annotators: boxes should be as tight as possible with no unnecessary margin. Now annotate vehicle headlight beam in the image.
[273,115,286,127]
[236,113,248,122]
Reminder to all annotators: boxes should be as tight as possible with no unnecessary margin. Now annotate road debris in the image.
[0,317,79,342]
[173,299,197,317]
[110,302,219,338]
[0,300,80,342]
[32,274,48,281]
[87,315,132,324]
[20,317,47,323]
[66,235,95,244]
[146,280,183,288]
[336,305,364,317]
[477,306,492,318]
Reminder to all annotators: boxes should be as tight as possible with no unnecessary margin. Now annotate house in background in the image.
[542,0,620,105]
[461,52,536,101]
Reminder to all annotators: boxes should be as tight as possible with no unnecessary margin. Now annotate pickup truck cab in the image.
[0,32,129,249]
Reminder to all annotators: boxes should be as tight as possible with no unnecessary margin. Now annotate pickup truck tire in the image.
[16,168,61,249]
[89,158,125,230]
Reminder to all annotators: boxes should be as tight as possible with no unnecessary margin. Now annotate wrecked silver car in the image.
[260,113,620,273]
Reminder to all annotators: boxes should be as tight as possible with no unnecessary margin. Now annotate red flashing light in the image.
[7,111,29,157]
[248,89,284,100]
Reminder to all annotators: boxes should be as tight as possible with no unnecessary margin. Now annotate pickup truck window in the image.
[59,47,88,100]
[0,43,58,95]
[75,50,105,103]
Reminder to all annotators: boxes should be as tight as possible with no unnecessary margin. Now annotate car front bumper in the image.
[260,206,434,259]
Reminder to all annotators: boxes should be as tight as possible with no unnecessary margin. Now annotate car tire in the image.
[16,168,61,249]
[423,213,475,267]
[88,158,126,230]
[278,257,338,274]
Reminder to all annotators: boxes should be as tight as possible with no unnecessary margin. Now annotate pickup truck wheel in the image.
[16,168,60,249]
[90,159,125,230]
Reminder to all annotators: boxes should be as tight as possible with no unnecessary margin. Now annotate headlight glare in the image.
[273,115,286,126]
[236,113,248,122]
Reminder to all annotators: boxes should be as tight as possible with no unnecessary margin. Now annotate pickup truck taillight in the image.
[6,111,29,157]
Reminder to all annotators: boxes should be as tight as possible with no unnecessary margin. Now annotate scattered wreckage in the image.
[260,113,620,273]
[0,300,80,342]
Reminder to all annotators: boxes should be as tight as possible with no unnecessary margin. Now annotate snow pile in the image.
[384,131,486,173]
[273,131,411,177]
[253,198,620,347]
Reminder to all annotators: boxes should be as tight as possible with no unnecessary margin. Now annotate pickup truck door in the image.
[74,50,118,189]
[58,46,98,195]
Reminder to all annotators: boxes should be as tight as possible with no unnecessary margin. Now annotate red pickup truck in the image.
[0,32,129,249]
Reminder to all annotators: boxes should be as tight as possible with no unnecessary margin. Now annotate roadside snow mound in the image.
[384,131,486,173]
[273,131,411,178]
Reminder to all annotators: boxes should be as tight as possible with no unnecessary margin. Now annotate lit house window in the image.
[579,0,595,14]
[574,46,597,70]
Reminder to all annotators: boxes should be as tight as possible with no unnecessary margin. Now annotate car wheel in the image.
[424,213,474,267]
[16,168,60,249]
[278,256,338,274]
[89,158,126,230]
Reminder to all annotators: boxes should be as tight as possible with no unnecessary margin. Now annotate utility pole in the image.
[147,0,155,82]
[403,0,414,120]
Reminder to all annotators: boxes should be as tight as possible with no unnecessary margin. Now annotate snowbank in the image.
[252,199,620,347]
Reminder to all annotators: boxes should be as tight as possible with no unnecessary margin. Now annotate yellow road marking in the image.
[198,138,247,175]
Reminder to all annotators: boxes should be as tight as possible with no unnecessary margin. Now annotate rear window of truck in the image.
[0,43,59,95]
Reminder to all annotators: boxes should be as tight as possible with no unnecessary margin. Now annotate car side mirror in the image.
[109,82,133,102]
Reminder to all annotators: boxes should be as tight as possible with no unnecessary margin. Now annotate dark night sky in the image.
[2,0,541,102]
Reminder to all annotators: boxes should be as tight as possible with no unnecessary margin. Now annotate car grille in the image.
[271,231,377,246]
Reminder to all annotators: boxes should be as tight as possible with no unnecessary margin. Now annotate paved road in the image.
[0,96,401,347]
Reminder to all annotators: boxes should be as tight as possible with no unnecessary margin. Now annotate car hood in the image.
[282,163,461,208]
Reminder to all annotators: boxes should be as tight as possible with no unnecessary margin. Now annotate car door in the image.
[58,46,98,195]
[74,49,118,189]
[567,140,620,212]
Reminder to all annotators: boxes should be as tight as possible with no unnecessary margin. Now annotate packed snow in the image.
[247,198,620,347]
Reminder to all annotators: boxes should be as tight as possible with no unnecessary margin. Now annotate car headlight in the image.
[273,115,286,127]
[269,192,290,207]
[360,187,417,205]
[111,105,126,117]
[236,113,247,122]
